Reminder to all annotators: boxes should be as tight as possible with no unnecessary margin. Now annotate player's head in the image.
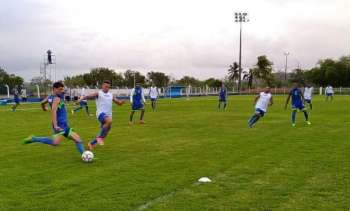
[292,82,299,88]
[135,83,141,88]
[264,87,271,93]
[221,82,225,87]
[52,81,65,95]
[102,80,111,92]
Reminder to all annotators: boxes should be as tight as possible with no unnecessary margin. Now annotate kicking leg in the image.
[69,131,85,155]
[140,109,145,124]
[291,110,297,126]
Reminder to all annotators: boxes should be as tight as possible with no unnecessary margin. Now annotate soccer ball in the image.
[82,151,94,162]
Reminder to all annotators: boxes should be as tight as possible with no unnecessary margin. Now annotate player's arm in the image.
[51,97,61,131]
[40,96,49,111]
[142,90,146,103]
[78,92,98,102]
[130,89,134,104]
[269,96,274,106]
[254,95,260,105]
[113,96,124,106]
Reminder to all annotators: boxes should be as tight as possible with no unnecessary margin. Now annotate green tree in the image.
[251,55,275,87]
[227,62,239,84]
[124,70,146,88]
[147,71,170,87]
[204,78,222,87]
[177,76,202,87]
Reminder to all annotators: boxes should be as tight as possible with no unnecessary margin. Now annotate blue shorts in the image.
[80,101,88,107]
[52,123,71,138]
[255,108,266,117]
[98,112,111,125]
[132,102,145,111]
[292,103,305,110]
[326,93,333,96]
[14,98,20,104]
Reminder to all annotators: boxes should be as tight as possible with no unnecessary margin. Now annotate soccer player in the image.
[12,87,20,112]
[218,83,227,110]
[304,84,314,109]
[149,84,159,111]
[78,80,124,150]
[72,88,91,116]
[248,87,273,128]
[285,82,311,127]
[129,83,146,124]
[22,82,86,156]
[325,84,334,101]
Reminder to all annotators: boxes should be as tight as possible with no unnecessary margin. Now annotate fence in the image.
[1,86,350,100]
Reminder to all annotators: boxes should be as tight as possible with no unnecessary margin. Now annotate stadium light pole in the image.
[284,52,290,81]
[235,12,249,93]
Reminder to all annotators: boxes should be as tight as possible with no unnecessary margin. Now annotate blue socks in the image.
[32,137,54,145]
[90,139,98,145]
[75,141,85,154]
[292,111,297,124]
[74,107,82,112]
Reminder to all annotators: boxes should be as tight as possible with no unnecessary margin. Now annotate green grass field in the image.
[1,95,350,210]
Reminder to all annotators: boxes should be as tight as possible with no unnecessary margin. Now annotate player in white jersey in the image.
[149,84,159,111]
[248,87,273,128]
[78,81,124,150]
[325,84,334,101]
[303,84,314,109]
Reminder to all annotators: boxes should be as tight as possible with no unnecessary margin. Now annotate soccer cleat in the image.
[128,121,133,125]
[306,121,311,125]
[292,123,296,127]
[96,137,104,145]
[88,142,94,151]
[139,120,145,124]
[22,135,34,145]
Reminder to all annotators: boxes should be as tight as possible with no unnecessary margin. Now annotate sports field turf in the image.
[1,95,350,210]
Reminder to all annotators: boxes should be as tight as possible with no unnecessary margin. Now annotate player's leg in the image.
[248,110,262,128]
[302,108,311,125]
[89,115,112,149]
[67,130,86,155]
[140,109,145,124]
[291,108,297,127]
[22,133,64,146]
[223,100,227,110]
[84,104,90,115]
[12,102,19,111]
[129,110,135,124]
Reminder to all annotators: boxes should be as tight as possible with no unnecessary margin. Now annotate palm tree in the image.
[228,62,239,89]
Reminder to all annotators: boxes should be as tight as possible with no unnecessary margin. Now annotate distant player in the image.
[325,84,334,101]
[303,84,314,109]
[248,87,273,128]
[22,82,86,157]
[285,82,311,127]
[129,83,146,124]
[149,84,159,111]
[78,80,124,150]
[218,83,227,110]
[12,87,20,112]
[72,88,91,116]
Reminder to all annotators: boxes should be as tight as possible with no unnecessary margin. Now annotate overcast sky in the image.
[1,0,350,81]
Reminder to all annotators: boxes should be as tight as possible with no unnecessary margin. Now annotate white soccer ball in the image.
[81,151,94,162]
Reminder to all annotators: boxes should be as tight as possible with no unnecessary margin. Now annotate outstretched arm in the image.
[78,92,98,102]
[269,96,274,106]
[41,96,49,111]
[113,97,124,106]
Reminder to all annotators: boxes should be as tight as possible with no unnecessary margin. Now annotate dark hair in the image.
[53,81,64,89]
[103,80,111,85]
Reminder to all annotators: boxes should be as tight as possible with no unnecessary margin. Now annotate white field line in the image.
[136,182,202,211]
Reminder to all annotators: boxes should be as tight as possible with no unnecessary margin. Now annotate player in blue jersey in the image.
[285,82,311,127]
[11,87,20,112]
[72,89,91,116]
[22,82,86,157]
[218,83,227,110]
[129,84,146,124]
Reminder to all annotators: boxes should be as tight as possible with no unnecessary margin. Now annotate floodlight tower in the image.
[40,49,56,82]
[284,52,290,81]
[234,12,249,93]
